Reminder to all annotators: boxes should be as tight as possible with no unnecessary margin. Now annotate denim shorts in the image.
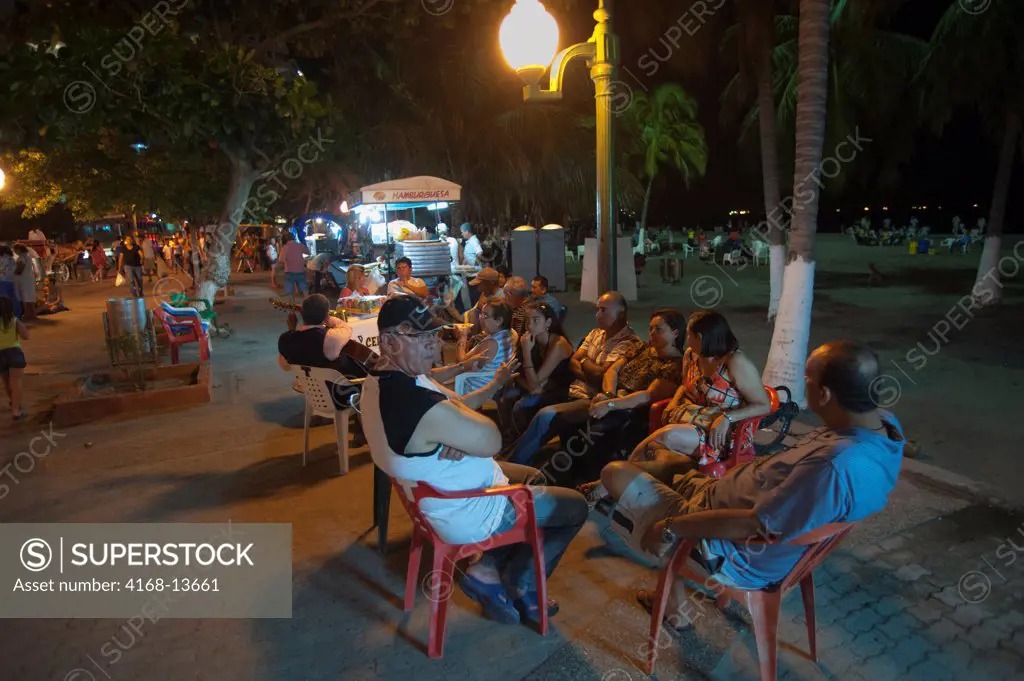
[284,271,307,294]
[0,347,27,373]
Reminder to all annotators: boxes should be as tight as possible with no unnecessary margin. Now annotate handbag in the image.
[115,272,126,287]
[663,401,722,431]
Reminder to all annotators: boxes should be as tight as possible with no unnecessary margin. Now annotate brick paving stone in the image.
[830,574,859,596]
[859,654,906,681]
[930,639,973,667]
[1002,629,1024,656]
[849,544,884,562]
[872,595,911,618]
[905,601,946,625]
[949,603,989,630]
[967,649,1022,681]
[878,536,908,552]
[816,625,855,653]
[839,590,873,613]
[887,633,935,669]
[849,631,888,658]
[894,564,932,582]
[878,613,917,642]
[964,621,1008,651]
[906,658,956,681]
[932,585,965,610]
[845,607,885,634]
[926,618,967,643]
[884,549,918,567]
[990,610,1024,634]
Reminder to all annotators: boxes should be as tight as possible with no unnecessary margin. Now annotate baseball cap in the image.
[377,295,449,334]
[469,267,501,286]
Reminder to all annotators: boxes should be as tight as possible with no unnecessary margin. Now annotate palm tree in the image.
[725,0,926,319]
[761,0,831,405]
[924,0,1022,306]
[624,83,708,237]
[726,0,786,320]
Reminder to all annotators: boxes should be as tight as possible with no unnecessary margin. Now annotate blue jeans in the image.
[507,398,591,466]
[125,265,144,298]
[478,462,588,594]
[285,271,307,296]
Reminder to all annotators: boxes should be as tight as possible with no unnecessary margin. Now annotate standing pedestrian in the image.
[0,295,29,420]
[12,244,36,320]
[141,235,156,282]
[118,235,145,298]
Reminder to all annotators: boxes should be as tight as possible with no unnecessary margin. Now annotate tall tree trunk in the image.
[755,34,785,321]
[197,156,258,303]
[972,111,1020,307]
[640,175,655,234]
[762,0,830,405]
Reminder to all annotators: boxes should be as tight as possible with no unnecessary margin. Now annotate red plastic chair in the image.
[646,522,855,680]
[390,476,549,659]
[648,386,782,478]
[153,308,210,364]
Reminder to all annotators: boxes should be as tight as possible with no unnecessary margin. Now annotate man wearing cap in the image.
[361,295,588,625]
[465,266,505,328]
[460,222,483,267]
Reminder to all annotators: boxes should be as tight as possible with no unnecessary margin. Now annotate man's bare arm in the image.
[413,401,502,457]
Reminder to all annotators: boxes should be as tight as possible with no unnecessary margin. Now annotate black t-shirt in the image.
[121,244,143,267]
[372,370,446,457]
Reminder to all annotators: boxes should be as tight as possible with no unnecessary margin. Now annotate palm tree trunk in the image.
[640,175,655,233]
[762,0,830,405]
[197,155,258,303]
[972,111,1020,307]
[755,35,786,321]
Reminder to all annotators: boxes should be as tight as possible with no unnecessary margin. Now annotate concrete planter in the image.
[53,362,212,427]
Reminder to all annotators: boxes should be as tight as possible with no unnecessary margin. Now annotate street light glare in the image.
[0,167,5,191]
[500,0,559,72]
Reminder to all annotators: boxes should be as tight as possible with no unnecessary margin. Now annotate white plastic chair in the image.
[682,244,694,259]
[723,251,740,266]
[564,247,577,262]
[751,240,769,266]
[454,371,491,396]
[293,366,362,475]
[577,245,586,260]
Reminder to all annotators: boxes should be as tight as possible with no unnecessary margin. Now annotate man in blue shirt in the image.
[599,340,904,625]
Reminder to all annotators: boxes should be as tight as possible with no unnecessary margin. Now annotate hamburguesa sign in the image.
[361,188,459,204]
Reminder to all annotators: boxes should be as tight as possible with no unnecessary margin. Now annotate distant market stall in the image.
[349,176,462,280]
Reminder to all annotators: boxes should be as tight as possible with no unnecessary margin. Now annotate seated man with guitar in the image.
[277,294,374,380]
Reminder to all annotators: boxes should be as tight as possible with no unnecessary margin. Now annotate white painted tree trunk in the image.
[767,243,786,320]
[762,257,815,404]
[970,112,1019,307]
[971,236,1003,306]
[762,0,830,407]
[197,157,257,303]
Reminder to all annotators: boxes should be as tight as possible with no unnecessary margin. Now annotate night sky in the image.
[1,0,1018,237]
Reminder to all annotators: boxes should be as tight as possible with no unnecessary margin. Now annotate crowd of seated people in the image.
[456,301,518,394]
[355,290,905,628]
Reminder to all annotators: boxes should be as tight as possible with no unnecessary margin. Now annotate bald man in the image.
[598,340,904,626]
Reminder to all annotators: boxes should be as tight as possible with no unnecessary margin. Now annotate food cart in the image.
[349,176,475,307]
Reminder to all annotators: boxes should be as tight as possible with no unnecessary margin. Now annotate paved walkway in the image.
[2,277,1022,680]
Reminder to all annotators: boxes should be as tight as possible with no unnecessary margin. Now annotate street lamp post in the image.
[500,0,619,295]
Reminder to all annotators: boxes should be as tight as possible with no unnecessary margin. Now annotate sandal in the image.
[459,574,520,624]
[576,480,608,508]
[635,590,695,635]
[512,592,559,623]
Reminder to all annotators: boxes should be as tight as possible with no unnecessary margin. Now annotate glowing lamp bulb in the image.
[0,167,5,191]
[500,0,559,72]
